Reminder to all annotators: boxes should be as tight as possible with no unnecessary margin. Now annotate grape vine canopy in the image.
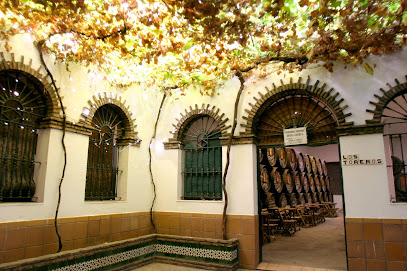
[1,0,406,93]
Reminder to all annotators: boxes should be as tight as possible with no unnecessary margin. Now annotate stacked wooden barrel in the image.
[260,147,333,209]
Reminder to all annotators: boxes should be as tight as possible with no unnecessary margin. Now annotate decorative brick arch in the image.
[80,92,140,145]
[164,104,230,149]
[241,76,353,143]
[0,52,60,120]
[366,75,407,124]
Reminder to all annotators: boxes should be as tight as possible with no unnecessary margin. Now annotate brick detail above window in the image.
[164,104,230,149]
[80,93,140,146]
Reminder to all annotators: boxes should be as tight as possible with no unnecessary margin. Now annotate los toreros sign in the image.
[342,154,382,166]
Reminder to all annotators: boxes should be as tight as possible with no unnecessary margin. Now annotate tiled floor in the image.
[261,211,347,270]
[132,263,250,270]
[132,262,345,270]
[256,262,345,271]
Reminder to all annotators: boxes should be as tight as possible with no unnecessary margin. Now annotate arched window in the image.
[382,92,407,202]
[181,116,222,200]
[85,104,125,200]
[0,70,47,202]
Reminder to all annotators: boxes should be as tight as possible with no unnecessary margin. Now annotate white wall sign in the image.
[284,127,307,146]
[341,154,382,166]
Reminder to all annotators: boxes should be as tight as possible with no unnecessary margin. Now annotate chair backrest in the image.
[278,209,288,221]
[261,208,269,215]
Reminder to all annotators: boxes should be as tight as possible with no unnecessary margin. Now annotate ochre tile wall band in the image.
[0,212,259,269]
[345,218,407,271]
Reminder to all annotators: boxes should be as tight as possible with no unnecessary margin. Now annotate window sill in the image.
[0,202,44,206]
[389,202,407,205]
[176,199,224,203]
[84,199,127,204]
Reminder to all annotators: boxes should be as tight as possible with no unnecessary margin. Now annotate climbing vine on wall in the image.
[1,0,406,92]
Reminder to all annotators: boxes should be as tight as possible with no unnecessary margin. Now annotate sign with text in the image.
[341,154,382,166]
[284,127,307,146]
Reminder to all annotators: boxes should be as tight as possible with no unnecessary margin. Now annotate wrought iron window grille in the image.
[382,92,407,203]
[0,70,47,202]
[85,105,124,201]
[181,116,223,200]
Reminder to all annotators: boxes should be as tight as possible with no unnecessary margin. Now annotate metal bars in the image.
[0,113,39,202]
[385,132,407,202]
[0,70,47,202]
[85,104,123,201]
[181,116,222,200]
[183,146,222,200]
[85,135,119,200]
[381,93,407,202]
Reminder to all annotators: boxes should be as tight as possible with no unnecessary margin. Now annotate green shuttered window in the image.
[182,116,222,200]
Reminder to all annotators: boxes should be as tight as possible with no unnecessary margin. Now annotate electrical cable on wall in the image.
[149,92,167,232]
[222,71,245,240]
[37,40,67,253]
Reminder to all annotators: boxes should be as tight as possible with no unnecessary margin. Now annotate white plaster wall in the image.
[333,195,343,210]
[152,144,258,215]
[0,128,154,221]
[0,129,64,221]
[1,34,407,222]
[340,134,407,219]
[292,144,340,162]
[236,47,407,132]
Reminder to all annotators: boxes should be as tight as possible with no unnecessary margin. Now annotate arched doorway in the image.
[243,78,350,270]
[256,94,339,145]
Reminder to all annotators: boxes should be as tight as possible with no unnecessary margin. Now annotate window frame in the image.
[84,104,125,201]
[0,70,48,202]
[180,115,223,201]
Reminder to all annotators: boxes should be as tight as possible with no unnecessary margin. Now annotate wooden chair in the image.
[296,207,312,227]
[261,209,278,243]
[284,208,301,231]
[311,204,325,224]
[277,209,297,236]
[324,202,339,217]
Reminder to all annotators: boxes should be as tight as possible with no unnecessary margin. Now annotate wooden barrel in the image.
[310,156,318,174]
[265,192,277,208]
[304,192,312,204]
[304,154,312,173]
[296,151,305,172]
[259,149,265,164]
[308,173,315,192]
[318,192,325,203]
[300,172,309,193]
[277,147,288,168]
[325,176,330,191]
[286,148,298,171]
[282,169,294,193]
[276,193,288,208]
[286,193,297,207]
[323,191,329,202]
[292,171,302,193]
[267,148,277,167]
[270,167,283,193]
[260,165,271,192]
[296,193,306,205]
[311,192,318,203]
[314,175,321,192]
[322,160,328,176]
[320,176,326,192]
[316,158,323,175]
